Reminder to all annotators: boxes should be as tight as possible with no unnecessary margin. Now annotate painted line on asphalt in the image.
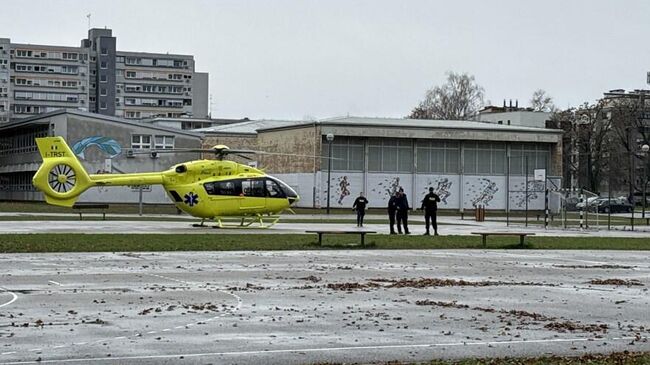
[0,336,642,364]
[47,281,63,286]
[0,288,18,309]
[0,272,243,358]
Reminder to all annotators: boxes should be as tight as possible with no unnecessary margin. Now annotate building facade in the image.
[0,28,208,123]
[200,116,563,211]
[0,110,202,204]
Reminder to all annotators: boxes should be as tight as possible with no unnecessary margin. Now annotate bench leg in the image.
[520,235,525,247]
[360,233,365,247]
[318,233,323,246]
[482,235,487,247]
[79,212,82,221]
[103,212,106,221]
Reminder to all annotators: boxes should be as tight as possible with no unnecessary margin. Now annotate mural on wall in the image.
[421,177,453,204]
[72,136,122,160]
[465,178,499,207]
[72,136,122,193]
[511,181,546,208]
[336,176,351,204]
[370,176,402,199]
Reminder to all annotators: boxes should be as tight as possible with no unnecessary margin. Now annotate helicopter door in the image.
[240,178,266,211]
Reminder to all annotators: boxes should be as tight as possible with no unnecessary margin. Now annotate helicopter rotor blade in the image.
[234,153,253,161]
[129,149,343,160]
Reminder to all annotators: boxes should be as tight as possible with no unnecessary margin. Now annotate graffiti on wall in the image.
[72,136,122,160]
[511,181,545,208]
[371,176,402,199]
[421,177,453,204]
[465,178,498,207]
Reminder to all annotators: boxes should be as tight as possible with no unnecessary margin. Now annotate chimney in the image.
[503,99,506,108]
[509,99,512,108]
[516,100,518,108]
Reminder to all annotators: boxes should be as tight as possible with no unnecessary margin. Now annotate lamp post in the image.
[326,133,334,215]
[642,144,650,218]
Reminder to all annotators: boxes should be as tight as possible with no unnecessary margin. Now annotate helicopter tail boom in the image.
[33,137,166,207]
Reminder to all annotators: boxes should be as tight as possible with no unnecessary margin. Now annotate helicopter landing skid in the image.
[208,215,281,229]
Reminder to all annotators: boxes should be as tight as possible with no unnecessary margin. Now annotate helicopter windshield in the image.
[267,176,298,199]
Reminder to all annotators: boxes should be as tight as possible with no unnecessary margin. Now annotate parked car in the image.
[594,198,633,213]
[575,196,599,210]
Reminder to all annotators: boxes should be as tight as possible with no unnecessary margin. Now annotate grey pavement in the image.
[0,250,649,364]
[2,218,650,237]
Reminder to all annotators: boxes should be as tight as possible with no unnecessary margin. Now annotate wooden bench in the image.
[72,203,109,220]
[306,230,376,247]
[471,231,535,247]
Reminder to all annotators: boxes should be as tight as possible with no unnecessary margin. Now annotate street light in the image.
[642,143,650,218]
[325,133,334,215]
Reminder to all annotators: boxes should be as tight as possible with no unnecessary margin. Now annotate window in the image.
[62,52,78,60]
[463,142,506,175]
[510,143,550,175]
[99,101,107,109]
[154,135,174,149]
[266,179,286,198]
[125,57,141,65]
[100,74,107,83]
[100,61,107,69]
[16,50,32,57]
[125,111,141,119]
[368,139,413,173]
[321,136,364,171]
[100,47,108,55]
[241,179,266,197]
[416,140,460,174]
[60,65,78,74]
[131,135,151,149]
[100,88,107,96]
[126,71,136,78]
[204,180,239,196]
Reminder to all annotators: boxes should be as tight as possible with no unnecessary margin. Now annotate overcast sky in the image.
[3,0,650,119]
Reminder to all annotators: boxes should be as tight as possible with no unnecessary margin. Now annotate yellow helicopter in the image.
[32,136,300,228]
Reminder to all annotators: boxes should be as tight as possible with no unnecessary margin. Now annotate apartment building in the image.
[1,28,208,123]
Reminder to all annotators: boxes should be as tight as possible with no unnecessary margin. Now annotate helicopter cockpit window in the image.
[204,180,238,196]
[265,179,285,198]
[241,179,266,197]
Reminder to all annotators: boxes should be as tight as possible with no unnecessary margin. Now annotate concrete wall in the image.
[63,114,200,204]
[192,72,209,118]
[272,171,561,211]
[478,111,551,128]
[256,125,321,173]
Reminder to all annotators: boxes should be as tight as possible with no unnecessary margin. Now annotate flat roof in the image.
[196,119,308,135]
[1,109,203,138]
[259,116,562,134]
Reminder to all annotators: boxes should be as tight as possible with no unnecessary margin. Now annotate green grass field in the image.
[1,233,649,253]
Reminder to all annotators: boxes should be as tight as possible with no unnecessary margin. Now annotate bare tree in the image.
[530,89,555,112]
[607,93,650,197]
[551,102,611,193]
[409,72,484,120]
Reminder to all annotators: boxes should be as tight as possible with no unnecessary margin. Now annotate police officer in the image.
[421,187,441,236]
[387,191,399,234]
[352,192,369,227]
[395,188,410,234]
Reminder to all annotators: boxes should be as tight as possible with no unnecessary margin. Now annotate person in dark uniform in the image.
[352,192,369,227]
[395,188,410,234]
[421,187,441,235]
[387,191,399,234]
